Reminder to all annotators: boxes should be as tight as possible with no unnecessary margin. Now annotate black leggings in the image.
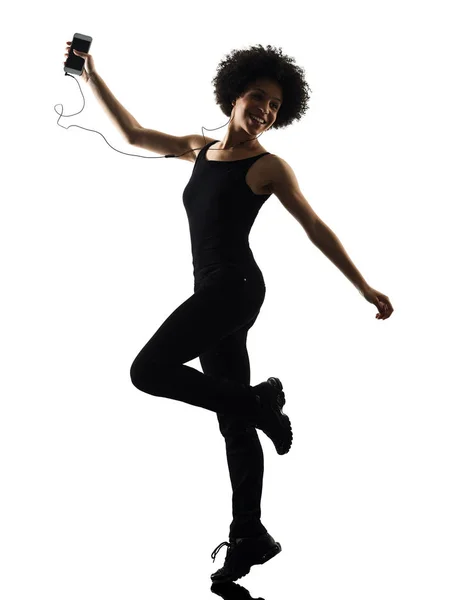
[130,262,268,538]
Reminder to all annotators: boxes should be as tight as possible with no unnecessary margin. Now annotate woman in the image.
[130,47,297,584]
[66,42,394,585]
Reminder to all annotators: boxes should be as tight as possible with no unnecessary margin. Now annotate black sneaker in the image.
[251,377,293,455]
[210,532,282,583]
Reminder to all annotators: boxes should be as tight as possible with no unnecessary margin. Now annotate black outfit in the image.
[130,140,273,538]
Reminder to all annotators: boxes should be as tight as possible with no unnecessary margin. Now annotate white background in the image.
[1,1,448,598]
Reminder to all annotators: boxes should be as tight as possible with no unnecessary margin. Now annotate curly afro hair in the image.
[211,43,312,130]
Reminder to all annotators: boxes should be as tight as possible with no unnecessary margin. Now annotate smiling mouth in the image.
[248,113,266,126]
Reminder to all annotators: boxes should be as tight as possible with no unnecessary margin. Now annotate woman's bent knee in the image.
[130,358,164,390]
[130,361,139,388]
[130,360,150,390]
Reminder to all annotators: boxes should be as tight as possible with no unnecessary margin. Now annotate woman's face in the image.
[235,78,283,134]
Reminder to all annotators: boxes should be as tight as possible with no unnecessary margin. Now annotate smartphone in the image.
[64,33,92,76]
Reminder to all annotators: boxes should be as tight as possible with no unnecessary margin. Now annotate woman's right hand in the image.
[64,41,97,83]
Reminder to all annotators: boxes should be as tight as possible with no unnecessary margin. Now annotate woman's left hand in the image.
[361,286,394,320]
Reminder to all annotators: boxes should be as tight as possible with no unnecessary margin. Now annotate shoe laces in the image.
[211,539,235,562]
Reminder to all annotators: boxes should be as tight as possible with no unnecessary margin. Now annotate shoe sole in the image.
[264,377,293,455]
[210,541,282,583]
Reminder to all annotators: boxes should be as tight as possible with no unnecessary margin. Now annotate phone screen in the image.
[64,33,92,76]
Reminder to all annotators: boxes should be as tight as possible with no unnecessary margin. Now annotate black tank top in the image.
[182,140,272,278]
